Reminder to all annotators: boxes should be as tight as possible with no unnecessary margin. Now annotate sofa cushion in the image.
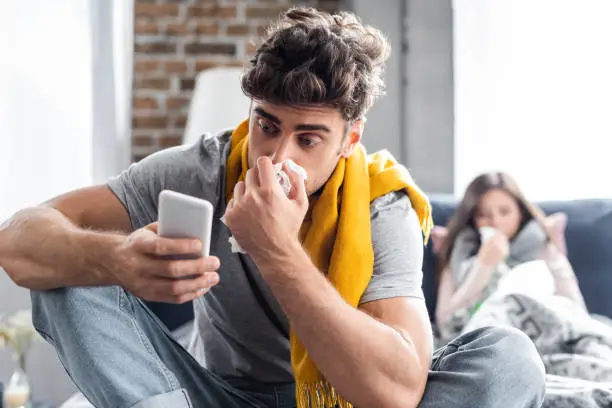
[423,195,612,322]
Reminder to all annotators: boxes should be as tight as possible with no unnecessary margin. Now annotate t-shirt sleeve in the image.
[359,191,425,305]
[107,135,222,231]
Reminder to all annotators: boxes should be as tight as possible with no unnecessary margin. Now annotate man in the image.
[0,7,544,408]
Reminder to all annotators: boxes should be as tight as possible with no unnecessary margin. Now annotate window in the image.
[453,0,612,200]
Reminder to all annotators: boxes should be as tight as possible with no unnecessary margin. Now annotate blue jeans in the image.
[31,287,545,408]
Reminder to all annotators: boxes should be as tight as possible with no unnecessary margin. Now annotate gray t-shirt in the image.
[107,130,425,383]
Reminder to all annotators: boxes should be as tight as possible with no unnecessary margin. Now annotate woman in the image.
[435,172,586,336]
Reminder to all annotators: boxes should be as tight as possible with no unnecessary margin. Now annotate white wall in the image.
[345,0,404,162]
[346,0,455,194]
[353,0,612,199]
[404,0,454,193]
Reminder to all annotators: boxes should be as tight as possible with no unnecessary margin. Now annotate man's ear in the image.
[340,119,364,158]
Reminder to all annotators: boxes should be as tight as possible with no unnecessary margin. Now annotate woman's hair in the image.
[241,7,391,123]
[437,172,548,277]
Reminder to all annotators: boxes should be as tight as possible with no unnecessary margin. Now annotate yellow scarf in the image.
[225,119,433,408]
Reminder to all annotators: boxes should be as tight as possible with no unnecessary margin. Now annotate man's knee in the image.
[30,288,64,339]
[475,326,546,406]
[31,286,120,339]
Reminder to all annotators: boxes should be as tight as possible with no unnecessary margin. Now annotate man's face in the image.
[247,100,362,195]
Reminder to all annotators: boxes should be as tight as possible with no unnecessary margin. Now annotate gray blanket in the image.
[459,291,612,408]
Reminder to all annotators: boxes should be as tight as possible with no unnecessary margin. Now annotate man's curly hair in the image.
[241,7,391,123]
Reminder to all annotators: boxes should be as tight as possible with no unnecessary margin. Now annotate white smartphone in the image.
[157,190,214,258]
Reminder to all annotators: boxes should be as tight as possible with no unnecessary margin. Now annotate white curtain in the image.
[0,1,93,220]
[0,0,132,221]
[453,0,612,200]
[0,1,133,405]
[91,0,133,182]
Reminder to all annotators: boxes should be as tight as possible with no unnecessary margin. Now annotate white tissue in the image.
[285,159,308,180]
[479,226,497,243]
[273,160,308,196]
[223,160,308,254]
[273,163,292,196]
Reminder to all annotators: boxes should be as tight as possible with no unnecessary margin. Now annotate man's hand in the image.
[224,156,308,259]
[477,232,509,267]
[109,222,221,303]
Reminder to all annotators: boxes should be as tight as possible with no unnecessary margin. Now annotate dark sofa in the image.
[146,196,612,330]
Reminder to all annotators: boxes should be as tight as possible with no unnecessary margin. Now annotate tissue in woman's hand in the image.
[479,226,497,243]
[224,159,308,253]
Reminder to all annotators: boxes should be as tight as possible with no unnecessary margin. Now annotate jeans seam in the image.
[431,343,459,372]
[127,389,193,408]
[273,386,280,408]
[118,288,180,391]
[180,389,193,408]
[34,327,55,347]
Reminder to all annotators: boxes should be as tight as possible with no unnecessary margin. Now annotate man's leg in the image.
[31,286,272,408]
[419,326,546,408]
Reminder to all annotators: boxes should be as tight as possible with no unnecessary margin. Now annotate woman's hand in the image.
[477,232,509,267]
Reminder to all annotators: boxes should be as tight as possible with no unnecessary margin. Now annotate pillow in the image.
[430,213,568,256]
[430,225,448,255]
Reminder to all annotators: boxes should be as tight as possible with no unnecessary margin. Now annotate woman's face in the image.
[474,189,522,239]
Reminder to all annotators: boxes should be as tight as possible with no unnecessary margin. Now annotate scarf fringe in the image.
[296,380,353,408]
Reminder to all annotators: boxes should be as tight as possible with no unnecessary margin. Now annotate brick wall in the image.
[132,0,342,161]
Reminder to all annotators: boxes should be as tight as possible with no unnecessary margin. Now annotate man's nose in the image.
[270,136,293,164]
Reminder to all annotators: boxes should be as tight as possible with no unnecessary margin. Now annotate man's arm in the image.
[253,246,431,408]
[0,185,131,289]
[224,158,432,407]
[1,184,220,302]
[1,140,223,302]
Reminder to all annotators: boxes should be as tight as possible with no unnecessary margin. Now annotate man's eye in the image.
[258,119,277,134]
[299,136,320,148]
